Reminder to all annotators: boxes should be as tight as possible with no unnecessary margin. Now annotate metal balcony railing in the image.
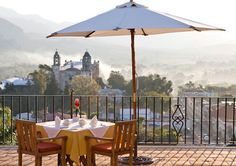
[0,93,236,146]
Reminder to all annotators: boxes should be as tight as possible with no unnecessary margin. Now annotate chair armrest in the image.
[85,135,113,142]
[37,136,67,142]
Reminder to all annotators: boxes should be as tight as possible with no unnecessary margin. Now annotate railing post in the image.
[43,96,46,122]
[113,96,116,122]
[172,103,184,144]
[10,96,13,143]
[96,96,99,119]
[52,96,55,120]
[2,96,5,144]
[35,96,38,123]
[70,89,74,118]
[80,96,82,118]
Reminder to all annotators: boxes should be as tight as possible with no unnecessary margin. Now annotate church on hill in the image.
[52,50,99,90]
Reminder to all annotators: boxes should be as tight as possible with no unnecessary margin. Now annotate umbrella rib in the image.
[85,31,95,38]
[141,28,148,36]
[189,26,201,32]
[46,32,58,38]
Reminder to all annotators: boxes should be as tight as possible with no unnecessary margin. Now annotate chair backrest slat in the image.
[129,122,135,149]
[25,125,31,151]
[115,123,122,150]
[113,120,136,152]
[120,123,128,151]
[16,120,37,153]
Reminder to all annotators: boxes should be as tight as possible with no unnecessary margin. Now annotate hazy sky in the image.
[0,0,235,49]
[0,0,234,27]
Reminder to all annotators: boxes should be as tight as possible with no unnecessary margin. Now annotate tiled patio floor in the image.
[1,146,236,165]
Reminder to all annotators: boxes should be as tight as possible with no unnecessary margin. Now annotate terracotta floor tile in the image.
[1,146,236,166]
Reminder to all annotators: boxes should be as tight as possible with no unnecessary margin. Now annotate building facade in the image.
[52,51,99,90]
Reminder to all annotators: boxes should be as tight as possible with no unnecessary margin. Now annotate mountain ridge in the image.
[0,6,236,89]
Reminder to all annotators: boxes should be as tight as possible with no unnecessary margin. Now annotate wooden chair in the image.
[85,120,136,166]
[16,119,67,166]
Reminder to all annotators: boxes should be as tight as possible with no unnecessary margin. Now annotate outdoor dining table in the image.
[36,118,115,165]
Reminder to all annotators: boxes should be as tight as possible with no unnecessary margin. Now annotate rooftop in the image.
[0,76,32,89]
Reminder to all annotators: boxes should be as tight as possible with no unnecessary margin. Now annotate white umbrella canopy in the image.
[47,1,224,38]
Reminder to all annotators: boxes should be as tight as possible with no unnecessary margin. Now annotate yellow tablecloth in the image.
[36,121,115,165]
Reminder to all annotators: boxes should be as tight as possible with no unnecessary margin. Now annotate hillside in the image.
[0,6,236,91]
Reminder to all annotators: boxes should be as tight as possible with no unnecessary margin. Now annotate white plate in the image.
[60,126,68,129]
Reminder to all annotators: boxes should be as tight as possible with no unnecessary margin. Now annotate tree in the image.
[64,84,70,95]
[71,76,101,116]
[29,65,50,94]
[125,74,173,96]
[71,76,101,95]
[178,81,205,96]
[45,74,60,95]
[95,77,106,89]
[0,106,13,144]
[184,81,195,89]
[3,83,14,94]
[107,71,126,89]
[29,64,60,95]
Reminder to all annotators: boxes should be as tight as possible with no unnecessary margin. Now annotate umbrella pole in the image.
[119,29,153,164]
[130,29,138,158]
[131,29,137,121]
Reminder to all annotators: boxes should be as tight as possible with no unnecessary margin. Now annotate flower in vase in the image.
[74,98,80,109]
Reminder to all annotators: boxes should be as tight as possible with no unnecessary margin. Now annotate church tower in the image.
[53,50,61,66]
[82,51,91,71]
[52,50,61,85]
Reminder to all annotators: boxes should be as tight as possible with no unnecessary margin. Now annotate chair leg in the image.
[87,151,92,166]
[61,152,66,166]
[111,154,117,166]
[35,156,40,166]
[66,155,73,166]
[18,151,22,166]
[39,156,42,166]
[110,155,114,166]
[114,155,118,166]
[129,150,133,166]
[92,152,96,166]
[57,154,61,166]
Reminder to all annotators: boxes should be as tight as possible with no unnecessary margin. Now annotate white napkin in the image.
[89,124,109,138]
[90,115,98,127]
[62,119,70,127]
[73,116,79,122]
[43,126,60,138]
[79,118,87,127]
[55,116,61,128]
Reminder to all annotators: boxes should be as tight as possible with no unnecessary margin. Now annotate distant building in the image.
[99,87,124,102]
[119,108,152,120]
[0,76,33,90]
[179,90,215,97]
[99,87,123,96]
[52,50,99,90]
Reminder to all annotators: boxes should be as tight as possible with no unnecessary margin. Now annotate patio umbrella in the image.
[47,0,224,164]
